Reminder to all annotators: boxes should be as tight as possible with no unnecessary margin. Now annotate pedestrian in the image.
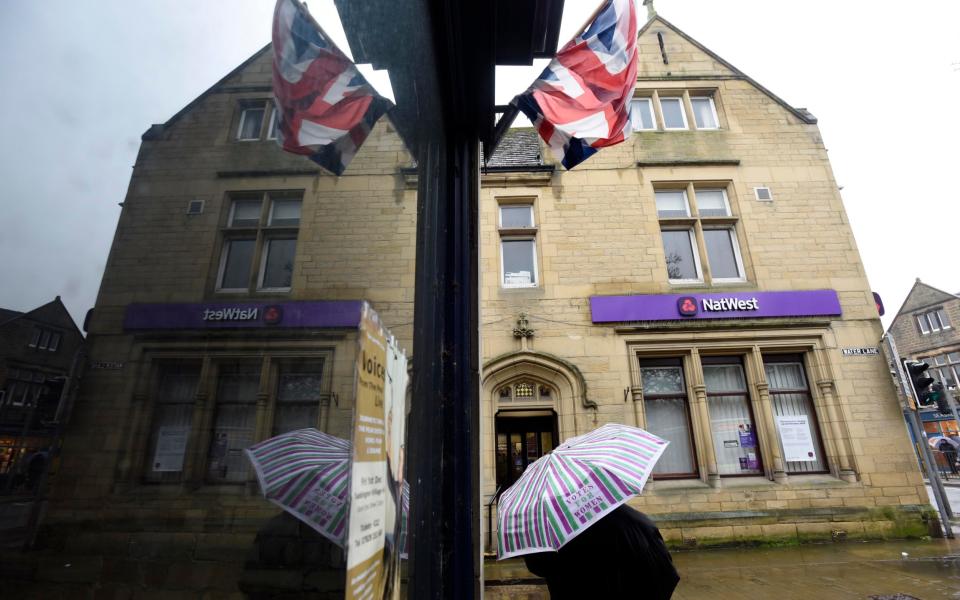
[523,504,679,599]
[940,438,959,475]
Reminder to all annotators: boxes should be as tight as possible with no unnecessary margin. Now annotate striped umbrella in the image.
[496,423,669,559]
[399,480,410,559]
[245,428,351,547]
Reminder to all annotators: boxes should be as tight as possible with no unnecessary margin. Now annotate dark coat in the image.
[523,505,679,600]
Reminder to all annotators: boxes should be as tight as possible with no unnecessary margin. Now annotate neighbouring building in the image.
[0,297,84,490]
[887,279,960,439]
[26,13,932,595]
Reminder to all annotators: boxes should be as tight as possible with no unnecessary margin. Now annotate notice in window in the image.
[776,416,817,462]
[152,426,189,472]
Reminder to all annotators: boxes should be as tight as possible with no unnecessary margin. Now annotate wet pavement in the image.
[485,538,960,599]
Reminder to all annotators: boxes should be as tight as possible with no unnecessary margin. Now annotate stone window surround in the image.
[654,182,748,286]
[214,190,304,294]
[625,329,858,488]
[632,88,724,132]
[122,347,336,490]
[235,99,270,142]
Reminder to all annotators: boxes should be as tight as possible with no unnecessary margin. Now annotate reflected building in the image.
[36,13,930,594]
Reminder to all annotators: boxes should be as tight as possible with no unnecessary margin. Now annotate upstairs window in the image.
[498,203,538,288]
[237,101,267,141]
[659,96,688,130]
[917,309,951,335]
[629,98,656,131]
[217,192,303,293]
[690,96,719,129]
[28,327,61,352]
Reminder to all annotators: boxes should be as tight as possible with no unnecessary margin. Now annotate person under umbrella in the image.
[524,504,678,599]
[497,423,678,598]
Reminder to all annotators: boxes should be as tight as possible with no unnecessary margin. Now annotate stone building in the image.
[27,13,930,595]
[887,279,960,437]
[0,297,84,486]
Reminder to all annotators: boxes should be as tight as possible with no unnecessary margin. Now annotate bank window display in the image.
[273,360,324,435]
[764,356,828,474]
[207,363,260,483]
[216,191,303,293]
[640,359,697,478]
[145,363,201,483]
[702,358,762,476]
[498,202,538,288]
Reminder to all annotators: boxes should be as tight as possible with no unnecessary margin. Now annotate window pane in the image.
[641,366,685,395]
[917,315,930,334]
[704,364,760,475]
[703,365,746,392]
[703,229,742,279]
[646,397,695,475]
[655,190,689,217]
[29,329,40,347]
[267,109,279,140]
[208,364,259,483]
[270,198,302,226]
[660,97,686,129]
[502,239,536,286]
[691,97,718,129]
[928,313,940,332]
[238,107,264,140]
[765,362,826,474]
[500,206,533,228]
[695,189,729,216]
[273,362,323,435]
[38,331,51,350]
[230,200,262,226]
[220,239,255,289]
[937,309,951,329]
[935,355,947,366]
[661,230,698,280]
[630,98,654,130]
[261,238,297,289]
[948,352,960,364]
[48,333,61,352]
[147,364,200,480]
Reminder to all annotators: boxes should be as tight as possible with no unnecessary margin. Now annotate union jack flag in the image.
[272,0,393,176]
[513,0,638,170]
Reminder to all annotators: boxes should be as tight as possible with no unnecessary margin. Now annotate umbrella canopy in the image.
[497,423,668,559]
[929,435,960,450]
[245,428,351,546]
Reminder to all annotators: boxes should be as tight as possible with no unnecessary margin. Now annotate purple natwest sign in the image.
[590,290,841,323]
[123,300,364,330]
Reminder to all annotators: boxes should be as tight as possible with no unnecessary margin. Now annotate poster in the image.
[152,426,189,472]
[346,304,389,600]
[776,415,817,462]
[737,424,759,470]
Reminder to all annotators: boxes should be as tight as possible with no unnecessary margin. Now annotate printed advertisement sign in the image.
[346,304,390,600]
[776,415,817,462]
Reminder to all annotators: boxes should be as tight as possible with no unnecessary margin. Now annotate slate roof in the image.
[0,308,23,325]
[482,129,543,169]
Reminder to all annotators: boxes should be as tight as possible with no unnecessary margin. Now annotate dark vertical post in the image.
[408,132,481,598]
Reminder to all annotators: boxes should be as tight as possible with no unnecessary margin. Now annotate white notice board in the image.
[776,416,817,462]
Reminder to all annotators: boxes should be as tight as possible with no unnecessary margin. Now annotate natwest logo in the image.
[202,307,259,322]
[677,296,698,317]
[702,297,759,312]
[263,305,283,325]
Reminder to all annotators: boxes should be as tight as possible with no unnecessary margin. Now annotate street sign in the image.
[840,347,879,356]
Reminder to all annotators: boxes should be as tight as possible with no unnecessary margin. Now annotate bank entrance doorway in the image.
[495,412,558,493]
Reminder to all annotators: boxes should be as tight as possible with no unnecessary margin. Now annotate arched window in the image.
[497,380,553,403]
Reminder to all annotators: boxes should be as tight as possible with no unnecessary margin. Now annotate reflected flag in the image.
[512,0,638,170]
[272,0,393,175]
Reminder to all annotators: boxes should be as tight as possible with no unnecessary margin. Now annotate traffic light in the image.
[904,360,935,407]
[929,382,951,415]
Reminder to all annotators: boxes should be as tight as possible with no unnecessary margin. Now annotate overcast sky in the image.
[1,0,957,329]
